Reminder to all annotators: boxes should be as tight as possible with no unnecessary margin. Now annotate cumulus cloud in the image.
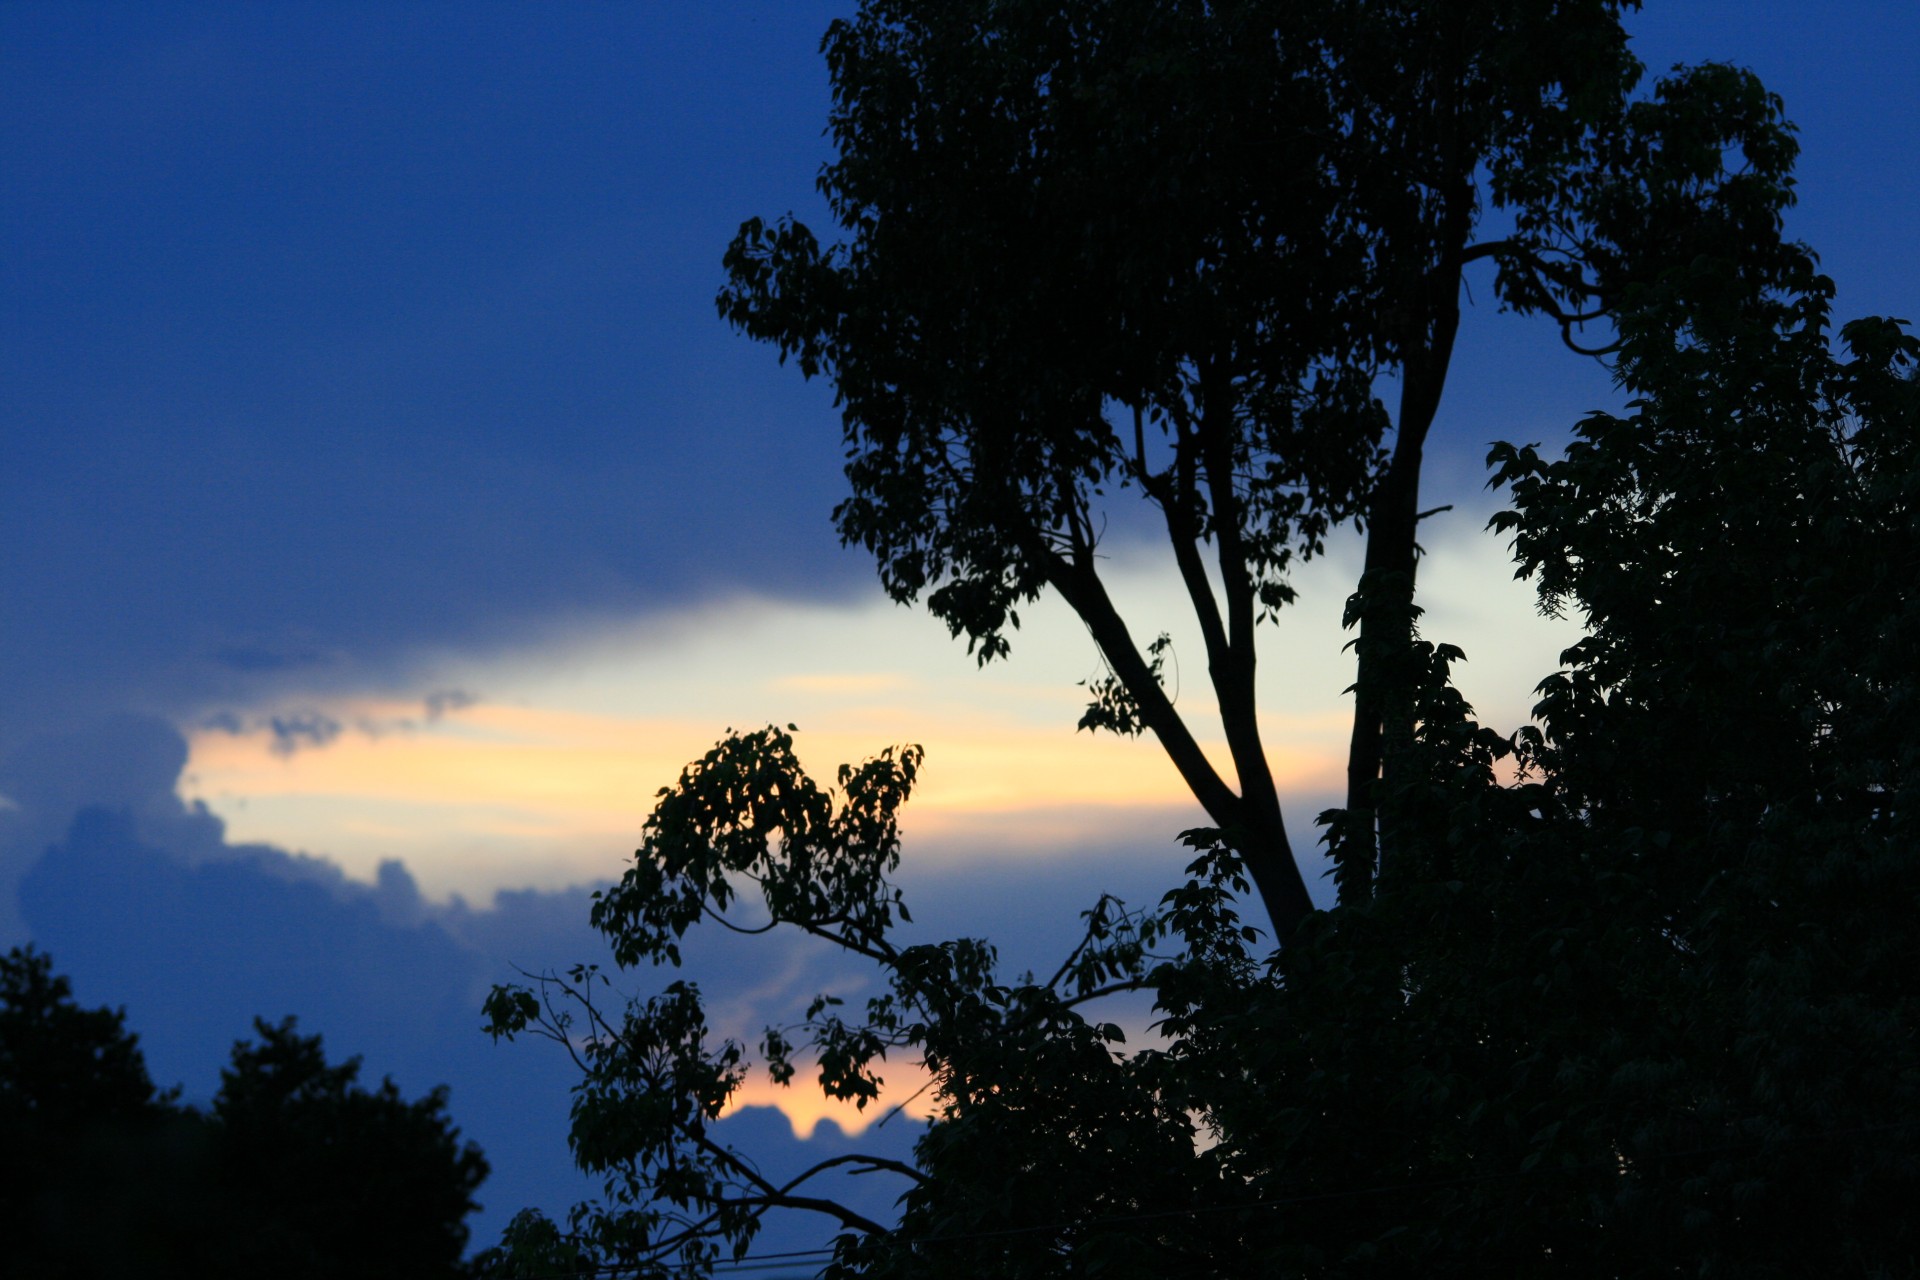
[1,716,230,936]
[4,715,934,1250]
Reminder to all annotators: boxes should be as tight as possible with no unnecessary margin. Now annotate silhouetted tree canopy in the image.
[0,948,487,1279]
[492,284,1917,1274]
[202,1017,490,1280]
[0,946,200,1276]
[0,945,166,1126]
[719,0,1812,940]
[489,3,1920,1275]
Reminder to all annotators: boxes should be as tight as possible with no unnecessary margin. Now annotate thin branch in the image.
[1459,237,1519,265]
[793,917,899,968]
[1149,398,1234,684]
[777,1151,929,1192]
[1043,894,1123,993]
[1193,360,1300,928]
[875,1075,937,1130]
[700,904,780,936]
[688,1126,888,1235]
[1131,403,1156,499]
[1560,327,1624,357]
[1035,537,1243,835]
[1056,979,1153,1012]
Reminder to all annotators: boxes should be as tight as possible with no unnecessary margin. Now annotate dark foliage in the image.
[0,946,204,1276]
[485,2,1918,1275]
[489,290,1917,1275]
[0,948,487,1279]
[718,0,1811,937]
[201,1017,490,1280]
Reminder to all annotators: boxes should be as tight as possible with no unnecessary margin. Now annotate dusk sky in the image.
[3,1,1916,1253]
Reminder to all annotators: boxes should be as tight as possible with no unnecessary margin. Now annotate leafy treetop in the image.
[0,947,488,1280]
[720,0,1812,935]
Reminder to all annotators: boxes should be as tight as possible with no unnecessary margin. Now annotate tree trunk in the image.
[1340,294,1462,901]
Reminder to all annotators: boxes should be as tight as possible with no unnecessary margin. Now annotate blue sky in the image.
[3,0,1916,1256]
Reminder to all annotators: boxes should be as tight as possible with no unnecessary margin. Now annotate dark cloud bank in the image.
[2,715,921,1252]
[0,5,868,757]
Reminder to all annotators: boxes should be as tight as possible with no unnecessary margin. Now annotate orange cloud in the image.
[178,537,1559,901]
[181,690,1349,899]
[722,1065,936,1141]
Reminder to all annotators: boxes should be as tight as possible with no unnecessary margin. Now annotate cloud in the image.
[266,711,343,757]
[424,688,478,721]
[0,8,874,759]
[0,716,232,937]
[12,804,593,1244]
[163,550,1432,908]
[214,643,333,674]
[3,715,955,1251]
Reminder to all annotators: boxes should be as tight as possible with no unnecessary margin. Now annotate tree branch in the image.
[688,1125,889,1235]
[1035,532,1311,939]
[1039,542,1243,834]
[1343,178,1475,901]
[1158,415,1232,678]
[1056,979,1153,1011]
[1194,363,1286,821]
[777,1151,929,1192]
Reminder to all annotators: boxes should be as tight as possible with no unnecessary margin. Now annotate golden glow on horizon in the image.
[722,1069,936,1141]
[180,694,1347,895]
[176,527,1572,902]
[173,529,1573,1142]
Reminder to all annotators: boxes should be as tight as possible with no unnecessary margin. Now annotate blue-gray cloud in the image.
[424,689,478,722]
[0,6,867,754]
[265,711,343,757]
[1,715,929,1249]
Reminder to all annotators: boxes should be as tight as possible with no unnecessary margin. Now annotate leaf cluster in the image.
[484,721,1305,1275]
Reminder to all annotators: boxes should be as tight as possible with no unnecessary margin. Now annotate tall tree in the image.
[484,4,1919,1274]
[485,299,1919,1276]
[488,292,1920,1268]
[0,946,197,1274]
[719,0,1807,939]
[203,1017,490,1280]
[0,951,489,1279]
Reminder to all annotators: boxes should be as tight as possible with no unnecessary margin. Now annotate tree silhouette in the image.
[0,945,165,1125]
[489,295,1918,1273]
[484,2,1918,1274]
[718,0,1811,940]
[0,949,487,1279]
[202,1017,489,1280]
[0,946,199,1275]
